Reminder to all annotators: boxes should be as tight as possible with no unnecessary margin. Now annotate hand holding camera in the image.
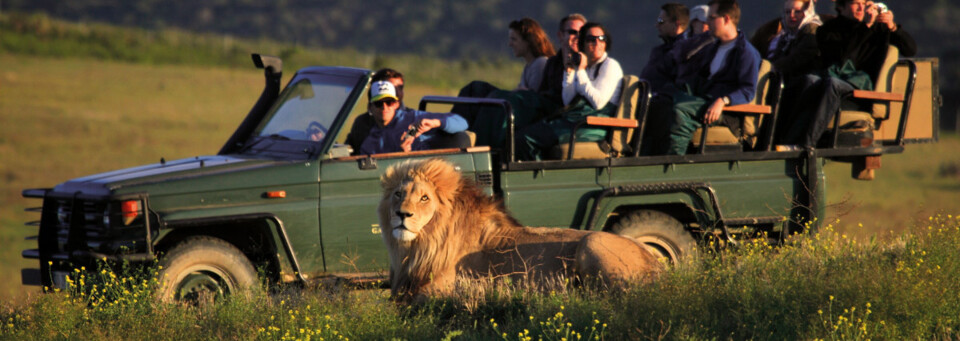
[874,3,897,31]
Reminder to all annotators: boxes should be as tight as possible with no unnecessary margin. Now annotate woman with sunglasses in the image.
[514,22,623,161]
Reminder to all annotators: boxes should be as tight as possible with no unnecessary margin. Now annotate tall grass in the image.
[3,215,958,340]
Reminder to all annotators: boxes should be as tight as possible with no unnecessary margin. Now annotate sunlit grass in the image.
[1,216,958,339]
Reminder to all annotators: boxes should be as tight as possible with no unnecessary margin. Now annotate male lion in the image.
[378,158,661,301]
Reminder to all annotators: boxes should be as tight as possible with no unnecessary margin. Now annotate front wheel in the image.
[158,236,258,302]
[610,210,697,264]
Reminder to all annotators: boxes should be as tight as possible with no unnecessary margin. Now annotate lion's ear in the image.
[419,158,461,204]
[381,159,416,191]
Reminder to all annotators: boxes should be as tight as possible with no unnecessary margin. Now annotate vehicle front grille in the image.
[22,190,155,288]
[31,193,151,259]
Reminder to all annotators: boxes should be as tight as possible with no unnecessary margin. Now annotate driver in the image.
[306,121,327,141]
[354,80,468,155]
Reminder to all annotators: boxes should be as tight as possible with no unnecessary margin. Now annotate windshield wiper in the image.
[237,134,290,154]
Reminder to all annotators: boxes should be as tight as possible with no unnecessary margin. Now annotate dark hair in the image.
[708,0,741,26]
[578,22,612,53]
[509,17,556,58]
[662,3,691,27]
[557,13,587,33]
[835,0,854,14]
[372,68,403,83]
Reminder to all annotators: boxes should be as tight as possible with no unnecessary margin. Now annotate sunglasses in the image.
[656,17,665,25]
[372,98,397,107]
[583,35,606,44]
[565,29,579,36]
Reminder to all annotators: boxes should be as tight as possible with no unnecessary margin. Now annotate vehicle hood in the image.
[52,155,313,197]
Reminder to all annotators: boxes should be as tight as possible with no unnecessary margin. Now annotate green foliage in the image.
[2,217,960,339]
[0,11,521,90]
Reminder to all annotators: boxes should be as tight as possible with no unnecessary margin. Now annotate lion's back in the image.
[575,232,662,285]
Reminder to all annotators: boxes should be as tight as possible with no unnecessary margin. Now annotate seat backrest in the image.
[741,59,773,139]
[871,45,900,119]
[610,75,641,154]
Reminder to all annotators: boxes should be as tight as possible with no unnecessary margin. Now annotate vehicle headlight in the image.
[103,204,111,227]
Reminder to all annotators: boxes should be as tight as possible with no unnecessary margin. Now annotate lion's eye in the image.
[394,191,401,198]
[420,195,429,202]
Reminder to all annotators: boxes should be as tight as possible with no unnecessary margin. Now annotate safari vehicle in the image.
[21,52,940,300]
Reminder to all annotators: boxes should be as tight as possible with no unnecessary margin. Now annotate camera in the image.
[406,124,419,137]
[568,53,582,68]
[875,2,888,13]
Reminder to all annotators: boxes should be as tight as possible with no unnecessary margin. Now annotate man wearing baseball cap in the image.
[689,5,710,35]
[354,80,468,155]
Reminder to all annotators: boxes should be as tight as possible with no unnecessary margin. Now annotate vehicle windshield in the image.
[254,75,357,144]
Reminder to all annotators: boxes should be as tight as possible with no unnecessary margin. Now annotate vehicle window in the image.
[256,77,355,143]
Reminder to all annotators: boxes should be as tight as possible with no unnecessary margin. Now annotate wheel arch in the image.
[156,214,301,284]
[601,203,699,233]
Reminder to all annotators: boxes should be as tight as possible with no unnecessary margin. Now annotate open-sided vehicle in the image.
[20,53,940,299]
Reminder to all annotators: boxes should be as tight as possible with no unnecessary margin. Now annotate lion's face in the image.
[386,178,440,243]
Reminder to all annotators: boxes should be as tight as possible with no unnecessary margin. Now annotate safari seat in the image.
[826,45,902,147]
[549,75,649,160]
[690,59,779,153]
[824,45,916,180]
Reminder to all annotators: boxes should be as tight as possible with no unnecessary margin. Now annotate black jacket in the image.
[817,15,916,81]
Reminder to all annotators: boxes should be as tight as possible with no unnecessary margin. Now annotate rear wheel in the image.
[158,236,258,302]
[610,210,697,264]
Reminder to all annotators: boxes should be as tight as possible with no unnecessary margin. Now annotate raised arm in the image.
[574,57,624,109]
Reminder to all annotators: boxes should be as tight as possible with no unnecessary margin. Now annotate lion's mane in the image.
[378,158,660,301]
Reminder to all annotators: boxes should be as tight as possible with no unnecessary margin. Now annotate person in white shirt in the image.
[515,22,624,161]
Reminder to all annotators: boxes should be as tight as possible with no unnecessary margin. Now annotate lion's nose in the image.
[396,211,413,218]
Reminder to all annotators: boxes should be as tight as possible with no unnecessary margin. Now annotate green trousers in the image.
[666,91,712,155]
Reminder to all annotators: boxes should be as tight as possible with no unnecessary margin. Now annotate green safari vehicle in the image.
[21,53,940,300]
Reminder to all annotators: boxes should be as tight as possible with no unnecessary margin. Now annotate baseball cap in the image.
[370,80,399,102]
[690,5,709,23]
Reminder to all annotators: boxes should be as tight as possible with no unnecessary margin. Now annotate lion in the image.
[378,158,662,302]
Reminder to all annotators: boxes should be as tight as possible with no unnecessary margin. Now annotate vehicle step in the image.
[21,269,41,286]
[24,207,42,213]
[22,249,40,259]
[24,221,40,227]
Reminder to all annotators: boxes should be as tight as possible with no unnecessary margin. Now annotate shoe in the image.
[775,144,802,152]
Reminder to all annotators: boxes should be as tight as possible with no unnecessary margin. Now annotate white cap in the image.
[690,5,709,23]
[370,80,399,102]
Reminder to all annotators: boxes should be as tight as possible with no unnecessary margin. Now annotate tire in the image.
[157,236,258,302]
[610,210,697,264]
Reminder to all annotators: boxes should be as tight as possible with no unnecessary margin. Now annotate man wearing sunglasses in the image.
[353,80,468,156]
[538,13,587,105]
[641,3,690,94]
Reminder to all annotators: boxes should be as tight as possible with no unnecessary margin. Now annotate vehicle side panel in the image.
[317,152,482,273]
[500,167,607,228]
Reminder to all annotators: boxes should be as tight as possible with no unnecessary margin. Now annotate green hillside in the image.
[0,12,522,90]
